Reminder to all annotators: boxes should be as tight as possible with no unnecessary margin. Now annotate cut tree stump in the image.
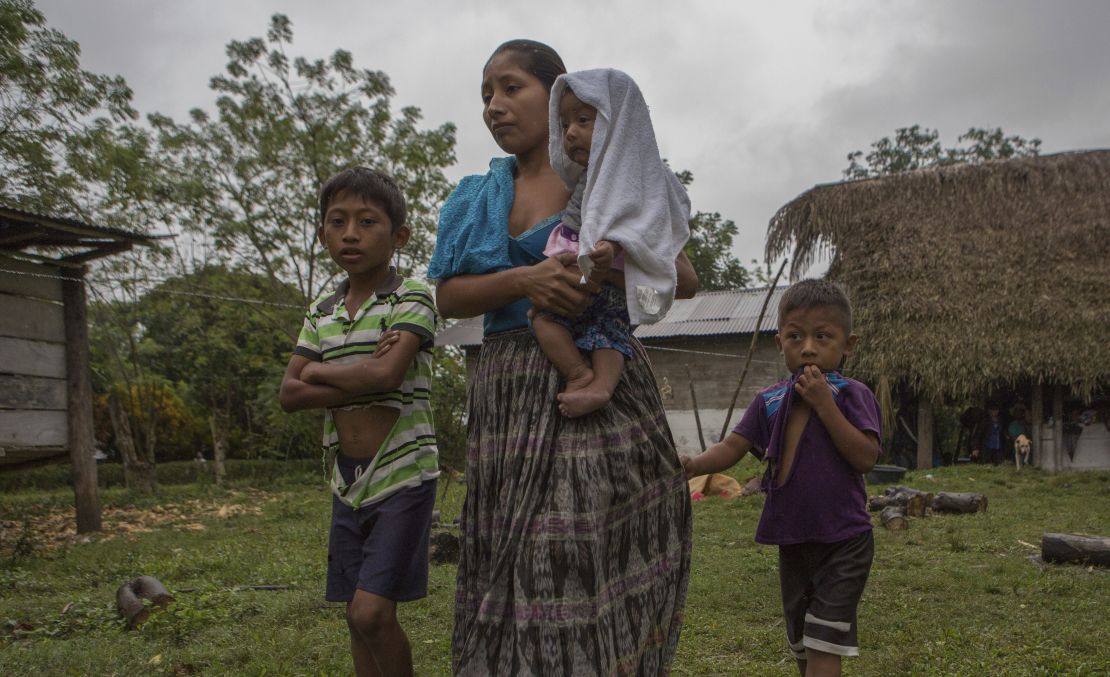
[430,531,460,564]
[116,575,173,629]
[1041,533,1110,567]
[869,486,932,517]
[880,506,908,530]
[932,492,988,514]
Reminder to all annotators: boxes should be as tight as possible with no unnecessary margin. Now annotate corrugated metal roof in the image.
[0,206,160,245]
[636,286,786,339]
[435,286,786,347]
[435,316,484,347]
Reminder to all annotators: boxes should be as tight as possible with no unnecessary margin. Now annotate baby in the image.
[532,68,690,417]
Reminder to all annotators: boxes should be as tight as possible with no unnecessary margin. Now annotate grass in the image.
[1,460,1108,675]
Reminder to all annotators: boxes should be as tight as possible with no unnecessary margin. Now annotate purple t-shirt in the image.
[733,372,881,545]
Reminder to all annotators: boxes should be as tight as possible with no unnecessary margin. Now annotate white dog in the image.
[1013,434,1032,469]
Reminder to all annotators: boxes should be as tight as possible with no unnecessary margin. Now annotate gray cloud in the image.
[36,0,1110,273]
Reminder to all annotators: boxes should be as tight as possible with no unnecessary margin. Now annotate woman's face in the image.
[481,51,551,155]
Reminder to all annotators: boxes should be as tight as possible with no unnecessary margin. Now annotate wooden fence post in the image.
[1031,382,1044,469]
[1052,385,1064,471]
[916,399,934,470]
[61,267,101,533]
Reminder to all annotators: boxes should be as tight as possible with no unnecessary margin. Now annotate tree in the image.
[430,346,468,473]
[675,169,753,291]
[0,0,136,216]
[844,125,1041,179]
[151,14,456,305]
[88,291,166,494]
[136,266,302,484]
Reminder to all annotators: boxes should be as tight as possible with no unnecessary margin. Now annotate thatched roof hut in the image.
[766,150,1110,470]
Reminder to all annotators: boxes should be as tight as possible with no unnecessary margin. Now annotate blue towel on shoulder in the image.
[427,156,516,280]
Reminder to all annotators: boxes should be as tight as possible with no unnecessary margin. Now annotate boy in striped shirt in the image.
[280,167,438,677]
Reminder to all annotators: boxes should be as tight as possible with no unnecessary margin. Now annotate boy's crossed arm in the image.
[279,330,410,412]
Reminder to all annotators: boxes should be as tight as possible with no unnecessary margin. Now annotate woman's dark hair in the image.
[487,39,566,91]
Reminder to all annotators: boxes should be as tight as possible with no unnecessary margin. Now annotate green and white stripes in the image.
[297,275,439,507]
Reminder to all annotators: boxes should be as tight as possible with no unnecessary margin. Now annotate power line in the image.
[0,266,301,309]
[4,264,855,372]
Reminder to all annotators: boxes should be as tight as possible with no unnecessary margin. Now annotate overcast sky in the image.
[36,0,1110,276]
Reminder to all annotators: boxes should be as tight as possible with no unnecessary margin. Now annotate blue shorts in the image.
[538,284,634,359]
[325,454,437,603]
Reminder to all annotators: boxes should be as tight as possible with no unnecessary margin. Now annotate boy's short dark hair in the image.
[319,167,406,231]
[778,278,853,333]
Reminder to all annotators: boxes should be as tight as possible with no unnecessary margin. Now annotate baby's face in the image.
[559,89,597,167]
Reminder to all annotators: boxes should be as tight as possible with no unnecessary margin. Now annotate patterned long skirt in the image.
[452,329,692,676]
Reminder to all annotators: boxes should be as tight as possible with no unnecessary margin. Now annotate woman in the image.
[430,40,695,675]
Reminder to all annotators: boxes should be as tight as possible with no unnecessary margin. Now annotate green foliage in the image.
[675,169,753,291]
[844,125,1042,179]
[151,13,456,304]
[430,347,468,471]
[0,459,320,494]
[135,266,305,459]
[92,382,207,463]
[0,0,136,215]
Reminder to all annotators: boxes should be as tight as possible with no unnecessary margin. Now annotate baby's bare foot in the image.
[557,386,612,418]
[563,365,594,394]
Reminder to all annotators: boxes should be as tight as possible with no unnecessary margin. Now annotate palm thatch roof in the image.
[766,149,1110,401]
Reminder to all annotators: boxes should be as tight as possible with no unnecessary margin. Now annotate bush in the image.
[0,459,321,493]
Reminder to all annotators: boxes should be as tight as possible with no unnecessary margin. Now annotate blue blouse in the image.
[483,214,561,335]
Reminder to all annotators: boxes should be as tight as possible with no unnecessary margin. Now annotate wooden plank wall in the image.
[0,257,68,458]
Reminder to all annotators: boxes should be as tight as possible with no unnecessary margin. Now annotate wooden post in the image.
[1031,383,1044,469]
[685,364,707,452]
[717,258,787,442]
[1052,385,1065,471]
[916,398,934,470]
[61,267,101,533]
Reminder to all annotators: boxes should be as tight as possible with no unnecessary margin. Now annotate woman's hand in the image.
[522,252,597,317]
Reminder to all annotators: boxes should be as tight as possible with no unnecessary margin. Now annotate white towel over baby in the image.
[548,68,691,325]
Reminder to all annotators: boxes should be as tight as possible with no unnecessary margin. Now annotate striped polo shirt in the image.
[294,271,439,507]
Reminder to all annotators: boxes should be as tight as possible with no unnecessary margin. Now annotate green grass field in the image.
[2,460,1108,675]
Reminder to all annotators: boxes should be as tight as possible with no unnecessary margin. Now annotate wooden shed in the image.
[766,150,1110,471]
[0,206,156,532]
[434,287,791,454]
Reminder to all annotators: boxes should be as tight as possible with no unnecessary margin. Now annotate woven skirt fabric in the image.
[452,329,692,676]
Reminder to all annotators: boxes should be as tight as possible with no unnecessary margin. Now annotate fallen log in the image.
[879,506,908,530]
[869,487,931,517]
[932,492,987,514]
[116,575,173,629]
[868,495,895,511]
[1041,533,1110,567]
[885,486,933,513]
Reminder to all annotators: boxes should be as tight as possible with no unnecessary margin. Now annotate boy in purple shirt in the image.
[681,279,881,676]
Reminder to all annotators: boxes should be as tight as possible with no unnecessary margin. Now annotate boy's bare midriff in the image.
[333,406,401,459]
[777,401,812,486]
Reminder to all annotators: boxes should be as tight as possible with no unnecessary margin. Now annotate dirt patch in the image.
[0,490,273,555]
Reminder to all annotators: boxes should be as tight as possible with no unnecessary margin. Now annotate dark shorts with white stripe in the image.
[778,529,874,659]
